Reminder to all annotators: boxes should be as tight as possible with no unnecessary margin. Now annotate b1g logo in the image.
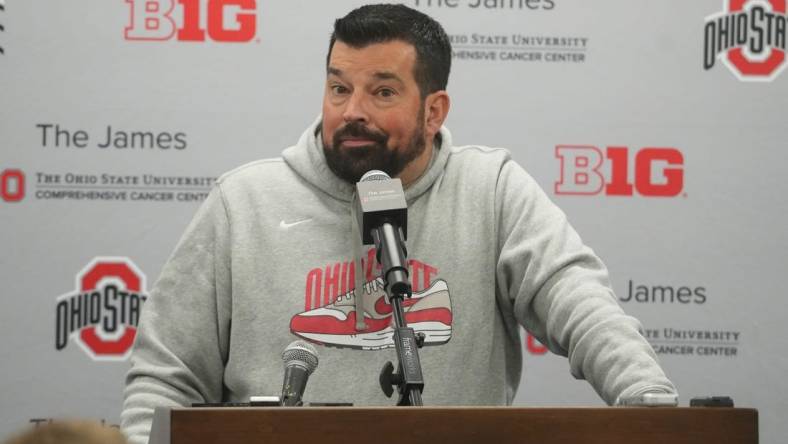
[125,0,257,42]
[54,257,148,361]
[555,146,684,197]
[1,169,25,202]
[704,0,788,81]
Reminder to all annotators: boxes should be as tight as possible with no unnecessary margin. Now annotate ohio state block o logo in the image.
[726,0,787,79]
[705,0,788,81]
[54,257,148,361]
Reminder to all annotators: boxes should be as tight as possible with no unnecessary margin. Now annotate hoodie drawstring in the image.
[350,191,366,332]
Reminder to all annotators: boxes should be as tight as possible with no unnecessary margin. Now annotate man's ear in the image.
[424,91,451,136]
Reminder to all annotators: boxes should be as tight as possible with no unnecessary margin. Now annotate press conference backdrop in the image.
[0,0,785,442]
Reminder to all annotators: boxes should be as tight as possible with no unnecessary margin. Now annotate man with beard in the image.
[121,4,676,444]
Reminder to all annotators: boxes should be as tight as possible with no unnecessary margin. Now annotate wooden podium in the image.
[149,406,758,444]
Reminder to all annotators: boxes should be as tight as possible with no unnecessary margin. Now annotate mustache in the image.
[333,122,388,146]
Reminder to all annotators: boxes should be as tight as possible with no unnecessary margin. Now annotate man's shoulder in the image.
[216,157,289,183]
[450,144,511,157]
[214,157,300,194]
[446,144,512,172]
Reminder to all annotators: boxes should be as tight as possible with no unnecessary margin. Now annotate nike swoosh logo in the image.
[279,218,312,229]
[374,294,419,316]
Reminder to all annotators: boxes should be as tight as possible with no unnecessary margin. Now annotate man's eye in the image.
[377,88,396,98]
[331,85,349,94]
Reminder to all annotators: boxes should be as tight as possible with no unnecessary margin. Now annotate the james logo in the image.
[125,0,257,42]
[54,257,148,361]
[555,146,684,197]
[704,0,788,81]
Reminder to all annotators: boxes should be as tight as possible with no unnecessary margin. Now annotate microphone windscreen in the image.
[360,170,390,182]
[282,340,319,374]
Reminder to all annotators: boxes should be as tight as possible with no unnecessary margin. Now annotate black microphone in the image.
[356,172,425,405]
[280,340,319,407]
[355,170,407,244]
[355,170,411,296]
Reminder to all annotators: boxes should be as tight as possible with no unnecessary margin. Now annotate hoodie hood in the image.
[282,117,454,330]
[282,117,452,203]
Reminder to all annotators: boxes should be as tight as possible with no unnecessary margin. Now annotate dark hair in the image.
[327,4,452,98]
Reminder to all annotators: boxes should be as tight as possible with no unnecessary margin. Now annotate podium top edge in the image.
[167,406,758,413]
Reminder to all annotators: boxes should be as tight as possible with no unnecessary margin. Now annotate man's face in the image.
[322,40,427,184]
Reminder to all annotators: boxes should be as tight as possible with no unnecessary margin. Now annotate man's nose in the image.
[342,92,369,124]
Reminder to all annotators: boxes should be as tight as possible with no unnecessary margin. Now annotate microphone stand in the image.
[372,222,425,406]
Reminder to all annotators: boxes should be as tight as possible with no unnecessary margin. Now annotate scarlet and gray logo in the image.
[704,0,788,81]
[555,146,684,197]
[125,0,257,42]
[54,257,148,361]
[0,169,25,202]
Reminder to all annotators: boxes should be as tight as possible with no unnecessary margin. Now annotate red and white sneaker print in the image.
[289,278,452,350]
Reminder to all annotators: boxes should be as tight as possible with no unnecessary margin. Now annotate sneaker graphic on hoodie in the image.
[289,277,452,350]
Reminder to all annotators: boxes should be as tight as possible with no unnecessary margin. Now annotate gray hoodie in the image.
[121,120,676,444]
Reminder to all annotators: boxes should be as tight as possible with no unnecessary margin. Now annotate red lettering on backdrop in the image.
[208,0,257,42]
[125,0,177,41]
[555,145,684,197]
[177,0,205,41]
[604,147,633,196]
[125,0,257,42]
[554,145,605,195]
[635,148,684,197]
